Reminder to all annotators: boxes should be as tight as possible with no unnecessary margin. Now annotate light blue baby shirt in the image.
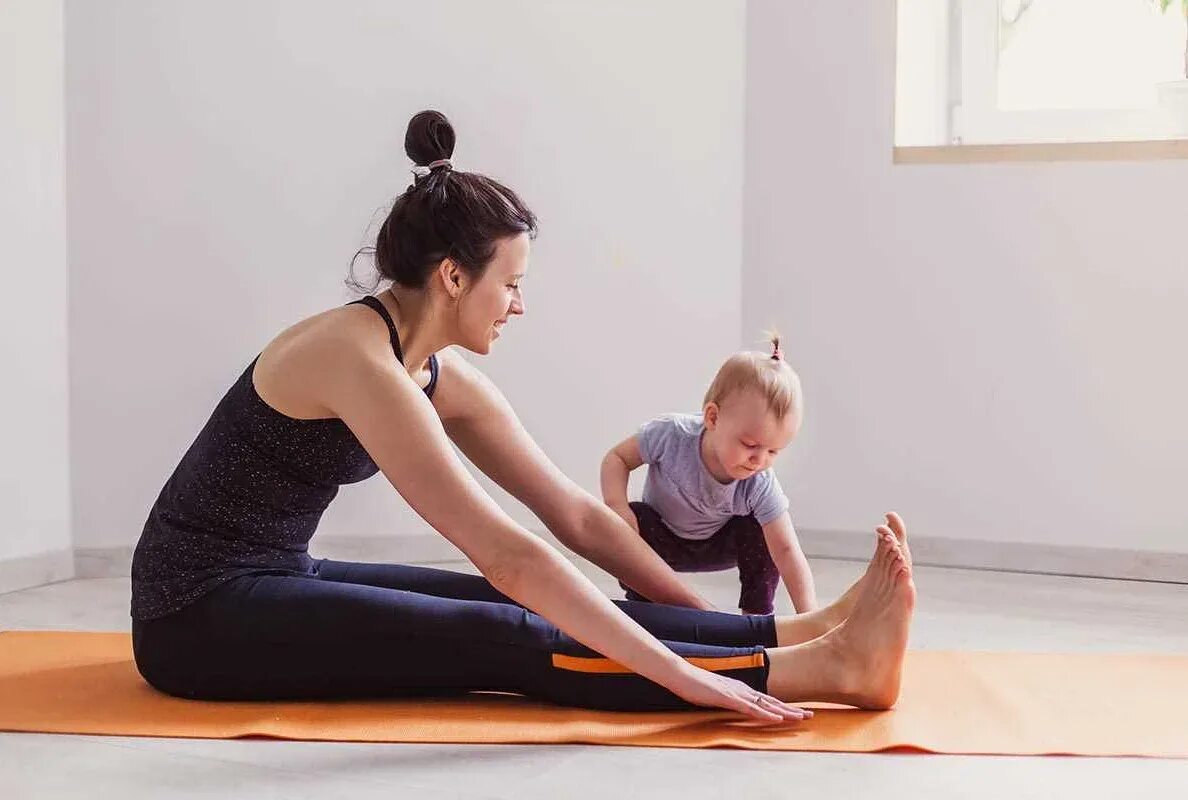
[637,413,789,541]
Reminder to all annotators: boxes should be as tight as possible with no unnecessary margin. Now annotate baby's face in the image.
[708,390,800,481]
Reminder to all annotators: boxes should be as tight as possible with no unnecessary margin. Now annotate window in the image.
[896,0,1188,147]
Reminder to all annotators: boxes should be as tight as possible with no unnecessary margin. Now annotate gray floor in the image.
[2,555,1187,799]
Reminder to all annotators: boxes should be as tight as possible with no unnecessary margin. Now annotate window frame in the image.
[953,0,1184,145]
[892,0,1188,162]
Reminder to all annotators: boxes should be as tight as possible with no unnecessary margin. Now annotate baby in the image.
[601,334,814,615]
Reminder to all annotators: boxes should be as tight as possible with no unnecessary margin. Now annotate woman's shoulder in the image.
[430,347,504,422]
[262,302,394,359]
[252,303,403,419]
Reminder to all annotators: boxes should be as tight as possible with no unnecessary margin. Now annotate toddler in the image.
[600,334,813,615]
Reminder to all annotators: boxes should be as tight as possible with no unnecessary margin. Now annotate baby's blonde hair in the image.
[703,330,803,420]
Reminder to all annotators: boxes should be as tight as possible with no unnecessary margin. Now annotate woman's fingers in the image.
[741,699,784,721]
[675,669,812,723]
[739,691,811,722]
[757,693,811,720]
[775,698,812,720]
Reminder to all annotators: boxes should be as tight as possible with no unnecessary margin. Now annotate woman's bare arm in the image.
[433,350,712,610]
[301,330,798,719]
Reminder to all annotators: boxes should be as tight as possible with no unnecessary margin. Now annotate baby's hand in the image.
[613,505,641,536]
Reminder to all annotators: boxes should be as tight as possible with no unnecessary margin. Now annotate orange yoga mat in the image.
[2,631,1186,757]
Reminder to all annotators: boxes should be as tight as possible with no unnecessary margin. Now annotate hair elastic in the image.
[411,158,453,177]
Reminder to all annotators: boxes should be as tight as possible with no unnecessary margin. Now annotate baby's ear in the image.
[703,402,720,429]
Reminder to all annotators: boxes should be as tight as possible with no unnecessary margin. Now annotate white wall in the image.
[0,1,72,563]
[66,0,744,548]
[746,0,1188,553]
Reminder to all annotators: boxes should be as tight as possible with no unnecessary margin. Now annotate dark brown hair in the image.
[351,110,537,291]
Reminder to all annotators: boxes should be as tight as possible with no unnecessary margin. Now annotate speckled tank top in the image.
[130,296,438,620]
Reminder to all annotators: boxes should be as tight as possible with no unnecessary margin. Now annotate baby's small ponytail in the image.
[764,328,783,361]
[704,329,802,421]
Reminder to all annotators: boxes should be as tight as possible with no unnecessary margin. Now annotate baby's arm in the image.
[761,512,818,612]
[600,435,644,535]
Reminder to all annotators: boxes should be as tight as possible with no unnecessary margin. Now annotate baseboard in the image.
[0,549,75,595]
[73,546,135,580]
[70,536,470,580]
[796,529,1188,584]
[24,530,1188,589]
[309,529,1188,584]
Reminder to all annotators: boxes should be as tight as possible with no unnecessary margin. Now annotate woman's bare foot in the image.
[766,537,916,709]
[774,529,896,645]
[881,511,911,567]
[775,512,910,645]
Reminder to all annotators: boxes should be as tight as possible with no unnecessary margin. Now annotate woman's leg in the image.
[131,572,770,711]
[315,557,778,649]
[314,559,517,603]
[308,509,918,655]
[770,516,914,646]
[765,532,916,709]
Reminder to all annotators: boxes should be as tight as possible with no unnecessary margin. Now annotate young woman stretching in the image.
[130,111,916,719]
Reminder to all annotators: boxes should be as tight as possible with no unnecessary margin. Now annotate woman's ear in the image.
[437,258,464,300]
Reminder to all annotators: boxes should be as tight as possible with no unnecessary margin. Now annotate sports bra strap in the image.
[349,295,404,363]
[349,295,439,399]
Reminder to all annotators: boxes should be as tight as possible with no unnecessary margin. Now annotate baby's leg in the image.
[724,516,781,615]
[618,503,733,601]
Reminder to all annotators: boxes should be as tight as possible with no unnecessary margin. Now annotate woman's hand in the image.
[666,662,813,722]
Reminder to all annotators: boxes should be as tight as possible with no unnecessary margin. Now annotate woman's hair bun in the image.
[404,110,456,167]
[348,108,536,294]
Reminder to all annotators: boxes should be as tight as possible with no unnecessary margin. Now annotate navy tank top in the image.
[130,296,439,621]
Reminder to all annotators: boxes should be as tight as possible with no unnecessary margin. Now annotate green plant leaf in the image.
[1151,0,1188,14]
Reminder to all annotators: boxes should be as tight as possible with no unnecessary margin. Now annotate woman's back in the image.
[130,297,437,621]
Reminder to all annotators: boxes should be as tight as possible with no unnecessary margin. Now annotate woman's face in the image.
[455,233,530,355]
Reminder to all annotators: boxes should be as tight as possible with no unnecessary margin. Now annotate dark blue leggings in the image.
[131,559,776,711]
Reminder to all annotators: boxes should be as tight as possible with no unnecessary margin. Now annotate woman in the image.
[131,111,915,718]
